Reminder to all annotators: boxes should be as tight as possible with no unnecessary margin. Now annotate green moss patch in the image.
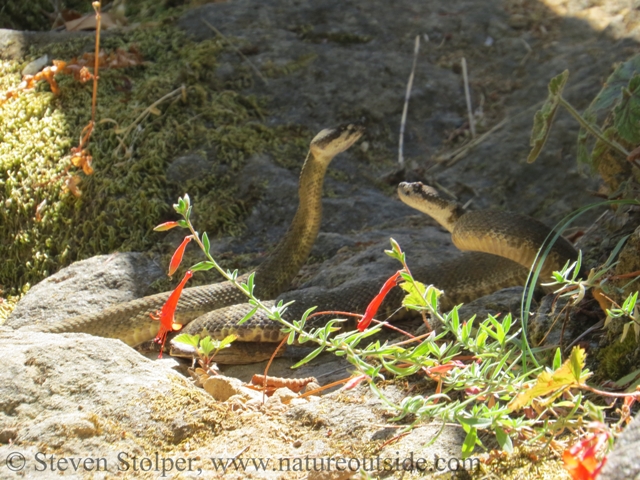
[0,20,310,307]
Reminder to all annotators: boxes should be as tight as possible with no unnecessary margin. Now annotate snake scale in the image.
[27,124,578,363]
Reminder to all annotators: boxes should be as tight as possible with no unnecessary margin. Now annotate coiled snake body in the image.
[28,125,578,363]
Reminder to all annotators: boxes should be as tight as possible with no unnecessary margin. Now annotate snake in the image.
[24,123,579,363]
[26,124,364,347]
[175,182,579,363]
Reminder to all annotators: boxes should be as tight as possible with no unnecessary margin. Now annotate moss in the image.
[596,325,638,381]
[261,53,318,79]
[0,293,22,325]
[290,25,372,45]
[0,20,312,302]
[0,0,55,31]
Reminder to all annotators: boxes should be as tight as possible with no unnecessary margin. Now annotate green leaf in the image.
[569,346,586,382]
[291,346,325,368]
[176,197,186,214]
[246,272,255,296]
[177,219,189,228]
[461,426,478,458]
[400,280,428,308]
[190,261,215,272]
[590,126,620,170]
[385,238,404,261]
[199,336,216,357]
[491,352,512,379]
[459,415,493,429]
[450,308,460,333]
[495,427,513,453]
[237,306,258,326]
[578,54,640,167]
[553,347,562,371]
[172,333,200,348]
[613,74,640,143]
[409,338,436,359]
[382,361,420,376]
[202,232,211,255]
[217,334,237,349]
[527,70,569,163]
[297,307,317,331]
[427,285,440,310]
[501,314,512,336]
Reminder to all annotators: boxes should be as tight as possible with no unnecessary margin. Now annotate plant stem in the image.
[558,96,630,158]
[91,1,101,125]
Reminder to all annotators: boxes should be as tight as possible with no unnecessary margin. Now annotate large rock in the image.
[0,328,221,477]
[599,413,640,480]
[5,253,164,330]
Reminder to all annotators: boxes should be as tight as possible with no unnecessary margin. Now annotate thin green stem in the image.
[558,96,629,157]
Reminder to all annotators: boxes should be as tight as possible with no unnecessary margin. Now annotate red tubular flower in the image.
[563,431,610,480]
[168,235,193,276]
[357,271,402,332]
[151,270,193,358]
[154,221,180,232]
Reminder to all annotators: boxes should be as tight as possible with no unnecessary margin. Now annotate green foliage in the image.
[528,67,631,170]
[172,332,237,368]
[613,75,640,144]
[162,197,635,459]
[527,70,568,163]
[577,54,640,166]
[606,291,639,342]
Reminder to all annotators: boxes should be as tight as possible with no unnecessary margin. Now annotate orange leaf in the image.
[82,155,94,175]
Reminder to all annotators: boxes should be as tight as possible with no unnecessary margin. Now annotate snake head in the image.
[310,123,364,160]
[397,181,464,232]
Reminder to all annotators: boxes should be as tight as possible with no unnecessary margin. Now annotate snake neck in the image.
[253,152,329,298]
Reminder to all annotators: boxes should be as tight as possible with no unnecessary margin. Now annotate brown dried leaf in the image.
[35,199,47,222]
[65,175,82,197]
[82,155,94,175]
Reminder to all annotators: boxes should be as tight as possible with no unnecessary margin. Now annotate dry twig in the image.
[398,35,421,167]
[461,57,475,139]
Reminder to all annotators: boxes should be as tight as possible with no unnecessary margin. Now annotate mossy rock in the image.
[596,321,639,381]
[0,12,311,311]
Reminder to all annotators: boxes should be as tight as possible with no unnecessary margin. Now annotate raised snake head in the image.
[309,123,365,162]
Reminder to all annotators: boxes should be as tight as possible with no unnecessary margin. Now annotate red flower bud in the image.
[357,271,402,332]
[168,235,193,276]
[154,221,180,232]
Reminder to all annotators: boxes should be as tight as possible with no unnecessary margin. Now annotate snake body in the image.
[27,124,579,363]
[179,183,578,361]
[29,124,365,346]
